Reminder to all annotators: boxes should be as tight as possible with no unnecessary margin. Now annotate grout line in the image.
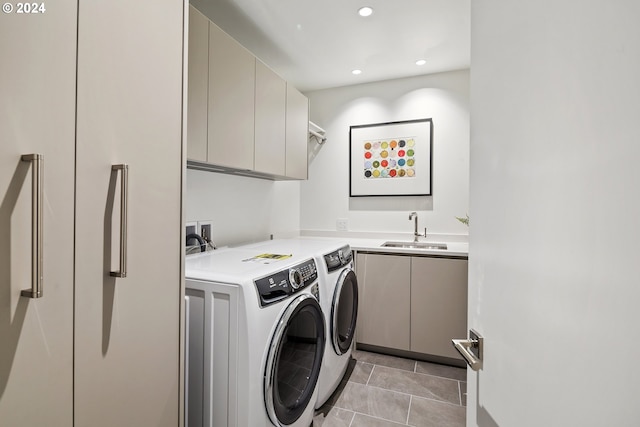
[372,362,462,384]
[458,381,462,405]
[413,360,417,373]
[347,409,356,427]
[365,364,375,385]
[406,394,413,425]
[346,410,409,427]
[340,381,461,407]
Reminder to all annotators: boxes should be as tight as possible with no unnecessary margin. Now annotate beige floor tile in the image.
[415,360,466,381]
[312,407,354,427]
[332,382,411,424]
[347,361,374,384]
[408,396,466,427]
[352,349,416,372]
[368,365,460,405]
[460,382,467,407]
[350,413,409,427]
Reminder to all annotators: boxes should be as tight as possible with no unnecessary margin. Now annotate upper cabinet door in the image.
[286,85,309,179]
[74,1,184,426]
[187,5,209,162]
[0,2,77,425]
[255,60,286,176]
[208,22,255,170]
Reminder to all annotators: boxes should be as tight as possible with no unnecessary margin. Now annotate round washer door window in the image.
[332,268,358,355]
[264,294,325,426]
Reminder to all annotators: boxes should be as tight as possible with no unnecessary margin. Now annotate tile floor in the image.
[313,349,466,427]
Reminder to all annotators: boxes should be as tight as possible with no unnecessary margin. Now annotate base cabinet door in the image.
[0,3,77,425]
[355,253,411,350]
[410,257,468,360]
[74,1,184,426]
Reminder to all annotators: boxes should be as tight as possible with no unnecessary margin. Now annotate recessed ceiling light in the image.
[358,6,373,17]
[415,59,427,66]
[352,69,362,75]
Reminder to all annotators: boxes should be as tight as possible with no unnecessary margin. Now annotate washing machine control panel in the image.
[324,245,353,272]
[254,258,318,307]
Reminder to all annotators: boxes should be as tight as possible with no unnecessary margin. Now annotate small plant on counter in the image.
[456,214,469,226]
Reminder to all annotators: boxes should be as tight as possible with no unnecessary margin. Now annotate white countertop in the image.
[297,231,469,258]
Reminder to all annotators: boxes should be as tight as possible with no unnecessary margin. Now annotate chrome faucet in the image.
[409,212,426,242]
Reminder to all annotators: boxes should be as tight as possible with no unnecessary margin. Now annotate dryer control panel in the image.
[254,258,318,307]
[324,245,353,272]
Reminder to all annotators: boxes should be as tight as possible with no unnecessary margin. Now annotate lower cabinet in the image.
[410,257,468,360]
[355,254,411,350]
[355,252,468,363]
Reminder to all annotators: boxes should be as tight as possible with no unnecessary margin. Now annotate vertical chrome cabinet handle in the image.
[452,329,484,371]
[21,154,44,298]
[110,164,128,278]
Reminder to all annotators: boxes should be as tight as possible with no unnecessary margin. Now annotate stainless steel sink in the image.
[381,241,448,250]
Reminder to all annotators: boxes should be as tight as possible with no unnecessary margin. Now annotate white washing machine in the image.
[314,244,358,408]
[185,246,326,427]
[234,239,359,409]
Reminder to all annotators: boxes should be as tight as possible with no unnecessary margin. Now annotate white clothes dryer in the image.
[235,239,359,409]
[232,239,358,408]
[185,247,326,427]
[314,244,358,408]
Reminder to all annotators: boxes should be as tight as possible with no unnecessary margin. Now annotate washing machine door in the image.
[331,268,358,355]
[264,293,325,426]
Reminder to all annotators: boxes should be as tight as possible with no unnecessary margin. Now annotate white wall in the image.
[468,1,640,426]
[302,70,470,238]
[186,169,300,246]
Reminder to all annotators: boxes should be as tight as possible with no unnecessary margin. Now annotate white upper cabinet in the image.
[285,84,309,180]
[187,5,209,162]
[186,9,309,180]
[255,60,286,176]
[208,21,255,171]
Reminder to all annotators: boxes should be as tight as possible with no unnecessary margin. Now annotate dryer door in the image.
[264,293,325,426]
[331,268,359,355]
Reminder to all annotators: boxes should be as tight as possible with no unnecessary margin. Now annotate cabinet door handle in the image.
[452,329,483,371]
[21,154,44,298]
[110,164,128,278]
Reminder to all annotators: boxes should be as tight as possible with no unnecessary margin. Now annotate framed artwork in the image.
[349,118,432,197]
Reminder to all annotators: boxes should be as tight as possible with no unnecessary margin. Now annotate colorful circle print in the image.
[362,137,418,180]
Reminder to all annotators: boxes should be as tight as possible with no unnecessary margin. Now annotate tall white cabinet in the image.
[1,1,185,426]
[0,2,77,425]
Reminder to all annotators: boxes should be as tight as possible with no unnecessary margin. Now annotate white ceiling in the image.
[191,0,470,92]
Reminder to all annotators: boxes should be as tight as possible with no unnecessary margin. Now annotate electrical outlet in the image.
[336,218,348,232]
[185,221,197,237]
[198,220,213,243]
